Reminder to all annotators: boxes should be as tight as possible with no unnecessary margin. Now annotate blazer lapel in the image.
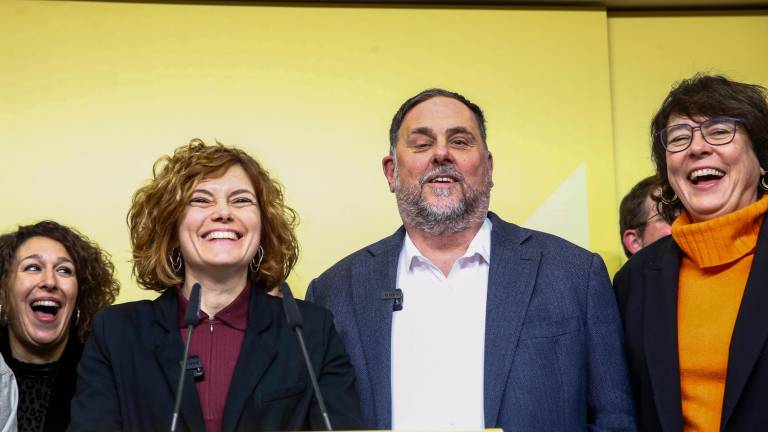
[152,290,205,432]
[643,240,683,432]
[221,288,277,432]
[721,218,768,428]
[352,228,403,429]
[483,216,539,427]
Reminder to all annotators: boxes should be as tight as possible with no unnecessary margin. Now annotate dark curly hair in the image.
[0,221,120,342]
[127,139,300,293]
[650,74,768,222]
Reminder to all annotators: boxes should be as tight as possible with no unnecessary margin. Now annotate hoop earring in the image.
[169,247,183,273]
[660,186,678,205]
[250,245,264,273]
[761,173,768,191]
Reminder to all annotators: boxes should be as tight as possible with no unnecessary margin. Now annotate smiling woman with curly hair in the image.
[71,139,362,432]
[127,139,300,294]
[0,220,119,432]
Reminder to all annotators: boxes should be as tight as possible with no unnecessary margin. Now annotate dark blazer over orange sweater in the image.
[613,220,768,432]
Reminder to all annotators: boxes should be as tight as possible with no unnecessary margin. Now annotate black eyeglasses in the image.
[658,117,742,153]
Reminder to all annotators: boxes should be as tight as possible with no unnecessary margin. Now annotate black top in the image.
[0,325,84,432]
[10,356,58,432]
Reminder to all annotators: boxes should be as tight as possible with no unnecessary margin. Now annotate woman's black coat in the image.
[70,286,363,432]
[613,221,768,431]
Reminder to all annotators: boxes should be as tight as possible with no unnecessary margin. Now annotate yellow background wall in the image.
[1,1,766,301]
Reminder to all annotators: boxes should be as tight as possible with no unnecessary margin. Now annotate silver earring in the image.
[75,308,80,326]
[660,187,678,205]
[250,245,264,273]
[169,247,183,273]
[761,173,768,191]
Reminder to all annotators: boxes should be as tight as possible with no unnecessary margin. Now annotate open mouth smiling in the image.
[30,299,62,320]
[688,168,725,185]
[202,230,243,241]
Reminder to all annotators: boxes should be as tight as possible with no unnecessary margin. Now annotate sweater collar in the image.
[671,195,768,268]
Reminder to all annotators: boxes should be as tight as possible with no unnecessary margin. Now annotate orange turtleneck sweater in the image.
[672,195,768,432]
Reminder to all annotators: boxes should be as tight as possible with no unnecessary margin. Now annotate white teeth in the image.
[205,231,238,240]
[433,177,454,183]
[689,168,725,181]
[32,300,60,308]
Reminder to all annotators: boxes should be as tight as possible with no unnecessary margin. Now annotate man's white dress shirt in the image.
[391,218,491,430]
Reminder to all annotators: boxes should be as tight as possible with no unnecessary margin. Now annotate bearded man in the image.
[307,89,636,431]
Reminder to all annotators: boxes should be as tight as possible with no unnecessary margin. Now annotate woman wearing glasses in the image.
[614,74,768,431]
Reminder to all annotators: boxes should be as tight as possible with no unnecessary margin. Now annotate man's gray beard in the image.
[394,165,491,236]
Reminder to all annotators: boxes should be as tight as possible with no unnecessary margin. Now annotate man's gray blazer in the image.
[307,212,636,431]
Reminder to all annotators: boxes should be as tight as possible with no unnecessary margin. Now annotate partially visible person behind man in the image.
[307,88,636,431]
[619,175,672,257]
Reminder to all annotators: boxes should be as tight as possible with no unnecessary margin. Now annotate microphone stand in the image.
[282,284,333,431]
[170,282,202,432]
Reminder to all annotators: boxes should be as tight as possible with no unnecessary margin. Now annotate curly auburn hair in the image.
[650,74,768,222]
[0,221,120,342]
[128,139,299,292]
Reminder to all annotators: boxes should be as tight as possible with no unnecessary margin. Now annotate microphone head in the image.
[281,283,303,329]
[184,283,202,327]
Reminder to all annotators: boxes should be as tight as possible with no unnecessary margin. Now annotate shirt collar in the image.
[177,283,250,331]
[403,217,492,270]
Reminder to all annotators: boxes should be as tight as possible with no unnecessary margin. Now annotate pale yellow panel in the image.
[0,1,617,301]
[609,11,768,212]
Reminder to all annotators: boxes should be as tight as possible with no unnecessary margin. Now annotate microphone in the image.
[170,282,202,432]
[380,289,403,311]
[281,283,333,431]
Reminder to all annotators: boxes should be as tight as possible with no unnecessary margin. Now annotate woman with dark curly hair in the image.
[71,139,362,432]
[0,220,119,432]
[614,74,768,431]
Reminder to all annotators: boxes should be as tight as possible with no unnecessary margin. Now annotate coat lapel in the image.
[643,240,683,432]
[721,218,768,428]
[151,290,205,432]
[352,228,403,429]
[221,288,277,432]
[483,215,539,427]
